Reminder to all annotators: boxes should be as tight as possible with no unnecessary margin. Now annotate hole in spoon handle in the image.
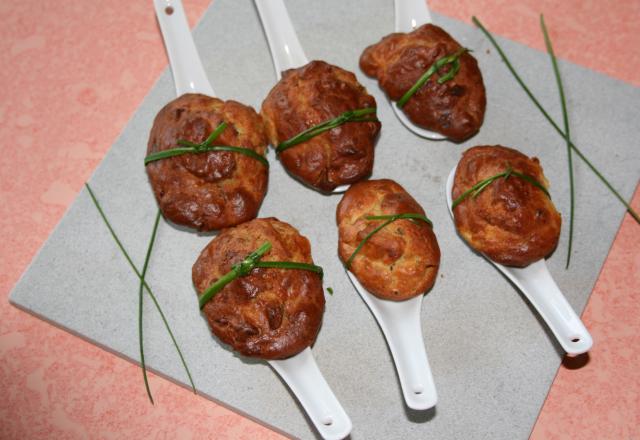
[506,260,593,355]
[347,273,438,411]
[384,303,438,410]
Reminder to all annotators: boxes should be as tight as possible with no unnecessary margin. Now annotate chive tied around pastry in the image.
[261,61,380,192]
[451,145,561,267]
[193,218,326,360]
[360,24,486,142]
[146,94,269,231]
[337,179,440,301]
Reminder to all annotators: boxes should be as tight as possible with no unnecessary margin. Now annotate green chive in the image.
[276,108,378,153]
[540,15,575,269]
[145,145,269,168]
[198,242,272,309]
[472,16,640,224]
[451,167,551,210]
[365,213,433,226]
[202,121,228,146]
[198,267,242,310]
[345,213,433,269]
[137,209,162,404]
[144,120,269,168]
[254,261,324,276]
[175,140,201,148]
[510,170,552,198]
[85,183,196,395]
[327,287,334,295]
[397,48,469,108]
[198,241,325,309]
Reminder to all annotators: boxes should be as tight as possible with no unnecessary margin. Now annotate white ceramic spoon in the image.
[154,2,351,438]
[393,0,446,140]
[269,348,352,440]
[254,0,350,194]
[153,0,214,96]
[445,167,593,355]
[345,273,437,410]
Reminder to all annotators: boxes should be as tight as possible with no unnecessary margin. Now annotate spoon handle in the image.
[395,0,432,32]
[348,273,437,410]
[153,0,214,96]
[370,295,438,410]
[254,0,308,80]
[268,348,352,440]
[504,260,593,355]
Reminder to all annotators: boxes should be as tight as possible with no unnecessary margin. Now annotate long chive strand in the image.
[139,275,197,394]
[540,15,576,268]
[137,209,162,404]
[472,16,639,224]
[85,183,196,394]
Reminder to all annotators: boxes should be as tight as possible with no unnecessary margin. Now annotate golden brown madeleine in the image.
[146,94,268,231]
[337,179,440,301]
[192,218,325,360]
[452,145,562,267]
[360,24,485,142]
[261,60,380,192]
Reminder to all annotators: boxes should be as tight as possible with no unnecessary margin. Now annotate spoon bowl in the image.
[155,2,352,438]
[445,167,593,355]
[346,272,437,410]
[392,0,446,140]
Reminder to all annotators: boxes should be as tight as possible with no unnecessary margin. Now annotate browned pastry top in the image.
[192,217,325,360]
[360,24,486,142]
[261,60,380,192]
[146,94,268,231]
[452,145,562,267]
[337,179,440,301]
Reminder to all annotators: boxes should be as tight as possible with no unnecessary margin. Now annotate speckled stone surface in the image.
[1,0,639,439]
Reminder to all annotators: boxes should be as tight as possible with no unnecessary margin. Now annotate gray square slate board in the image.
[10,0,640,438]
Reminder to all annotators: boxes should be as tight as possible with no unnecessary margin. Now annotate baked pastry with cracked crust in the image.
[192,217,325,359]
[337,179,440,301]
[360,24,485,142]
[146,93,268,231]
[452,145,562,267]
[261,60,380,192]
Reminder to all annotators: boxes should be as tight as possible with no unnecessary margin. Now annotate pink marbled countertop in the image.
[1,1,638,438]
